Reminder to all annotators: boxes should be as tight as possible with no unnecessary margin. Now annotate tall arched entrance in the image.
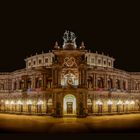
[63,94,76,115]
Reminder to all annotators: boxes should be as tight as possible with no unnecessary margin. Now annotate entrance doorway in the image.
[63,94,76,115]
[67,102,73,114]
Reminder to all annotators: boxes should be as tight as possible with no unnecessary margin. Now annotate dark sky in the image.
[0,1,140,72]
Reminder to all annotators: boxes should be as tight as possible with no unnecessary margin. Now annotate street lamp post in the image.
[96,100,103,114]
[2,100,6,112]
[107,100,113,113]
[10,101,15,112]
[117,100,123,113]
[123,102,125,112]
[26,100,32,113]
[17,100,23,113]
[5,100,10,112]
[0,100,4,112]
[37,100,44,114]
[130,100,135,111]
[124,100,130,112]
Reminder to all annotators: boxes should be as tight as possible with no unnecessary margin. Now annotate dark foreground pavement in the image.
[0,113,140,134]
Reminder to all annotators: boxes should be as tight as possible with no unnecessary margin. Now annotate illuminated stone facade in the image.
[0,31,140,117]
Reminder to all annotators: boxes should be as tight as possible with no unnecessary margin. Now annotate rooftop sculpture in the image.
[63,30,77,49]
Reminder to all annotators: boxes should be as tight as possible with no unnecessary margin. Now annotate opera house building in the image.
[0,31,140,117]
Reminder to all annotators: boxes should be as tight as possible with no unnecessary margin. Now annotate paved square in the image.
[0,113,140,134]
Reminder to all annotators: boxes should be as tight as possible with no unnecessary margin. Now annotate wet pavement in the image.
[0,113,140,134]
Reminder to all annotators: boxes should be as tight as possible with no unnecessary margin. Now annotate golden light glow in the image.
[26,100,32,105]
[130,100,135,105]
[117,100,123,105]
[107,100,113,105]
[37,100,43,105]
[96,100,103,105]
[1,100,4,102]
[10,100,15,105]
[5,100,9,105]
[47,98,53,105]
[17,100,23,105]
[124,100,130,105]
[63,94,76,115]
[87,99,92,105]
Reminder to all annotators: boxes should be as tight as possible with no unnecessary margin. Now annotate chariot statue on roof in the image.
[63,30,76,43]
[70,31,76,42]
[63,30,69,43]
[63,30,77,49]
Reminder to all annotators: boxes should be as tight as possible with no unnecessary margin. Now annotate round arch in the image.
[63,94,76,115]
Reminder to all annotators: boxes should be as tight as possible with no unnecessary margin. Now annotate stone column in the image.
[54,69,58,88]
[84,69,87,87]
[12,79,14,91]
[17,79,20,90]
[131,80,133,90]
[83,69,86,87]
[84,92,88,114]
[125,79,128,90]
[131,80,133,91]
[4,80,7,90]
[120,79,123,90]
[83,70,85,86]
[32,76,36,89]
[40,77,43,88]
[57,69,61,87]
[106,76,109,89]
[104,74,107,90]
[24,76,27,89]
[56,69,58,87]
[112,76,116,89]
[93,93,96,113]
[94,73,97,90]
[43,74,46,90]
[80,70,83,86]
[82,70,85,86]
[92,73,94,90]
[52,69,55,88]
[79,69,81,86]
[53,93,57,114]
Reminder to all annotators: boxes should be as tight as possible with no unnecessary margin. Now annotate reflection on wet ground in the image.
[0,113,140,134]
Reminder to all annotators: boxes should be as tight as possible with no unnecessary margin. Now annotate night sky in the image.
[0,1,140,72]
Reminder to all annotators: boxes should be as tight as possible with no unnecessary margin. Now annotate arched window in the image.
[96,100,103,113]
[14,81,17,90]
[123,81,126,90]
[39,59,42,64]
[116,79,120,89]
[107,78,113,89]
[47,98,53,113]
[0,84,4,90]
[97,78,104,88]
[20,80,24,89]
[87,98,92,113]
[27,79,32,89]
[87,76,92,88]
[35,78,42,88]
[135,82,139,90]
[45,58,48,63]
